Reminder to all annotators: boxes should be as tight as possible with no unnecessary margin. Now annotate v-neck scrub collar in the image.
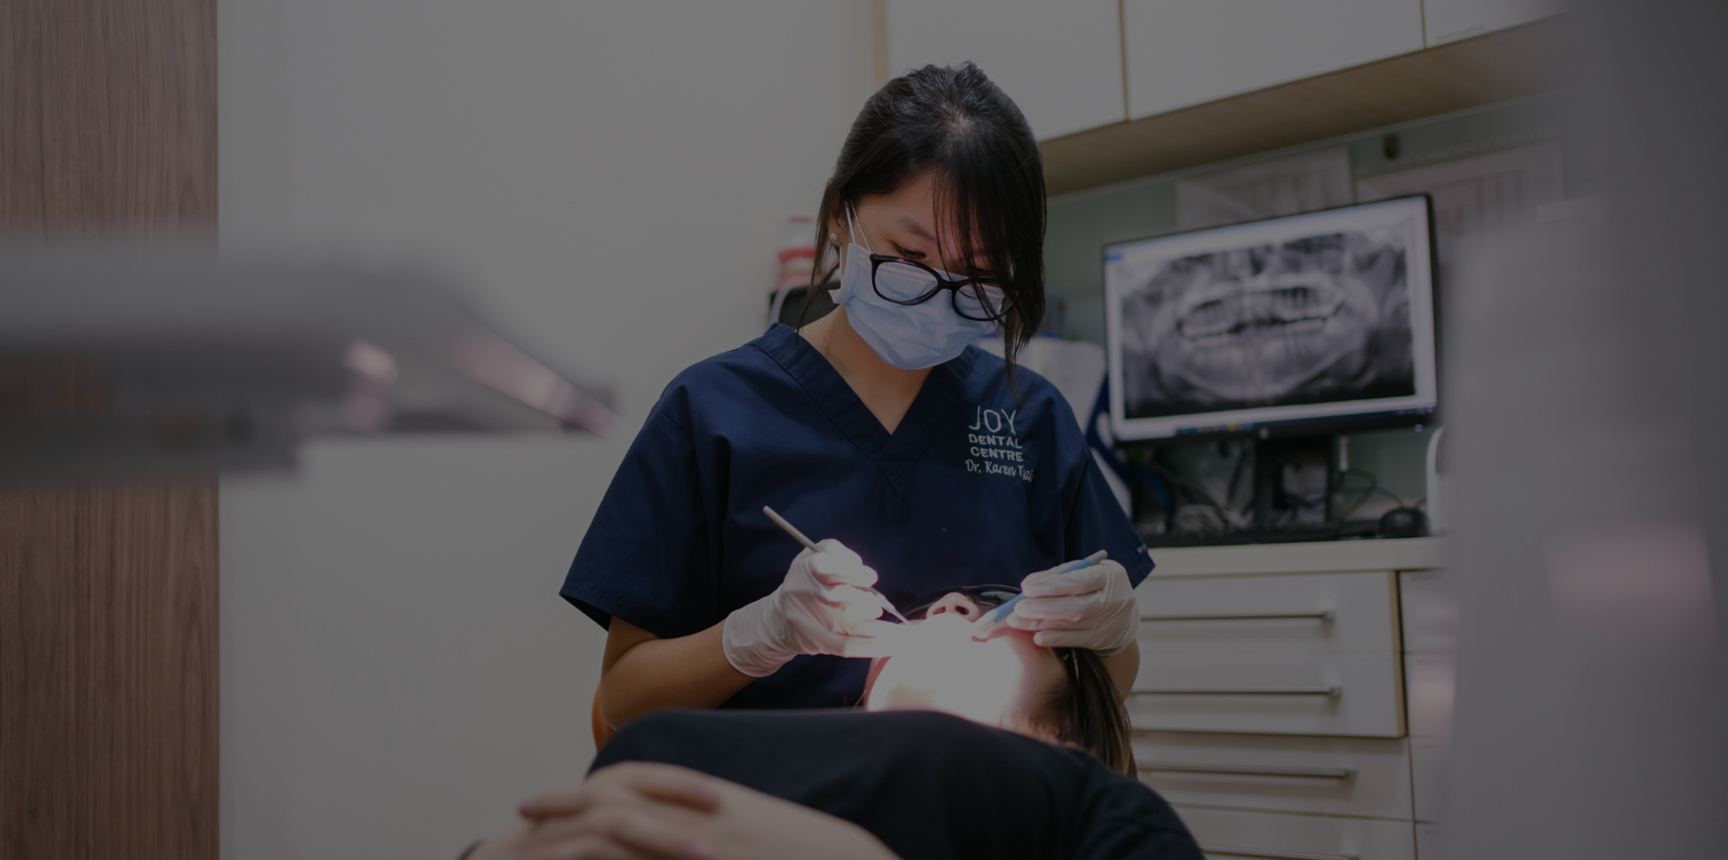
[758,323,980,495]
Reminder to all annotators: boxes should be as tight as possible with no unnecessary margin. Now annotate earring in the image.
[829,233,838,242]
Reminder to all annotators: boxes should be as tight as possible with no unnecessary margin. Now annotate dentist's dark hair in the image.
[802,62,1047,378]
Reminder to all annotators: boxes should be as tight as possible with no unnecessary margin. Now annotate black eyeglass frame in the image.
[866,253,1011,323]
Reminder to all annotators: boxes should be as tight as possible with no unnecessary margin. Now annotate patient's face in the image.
[862,593,1067,737]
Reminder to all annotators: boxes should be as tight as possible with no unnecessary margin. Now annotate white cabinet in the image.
[1131,650,1404,736]
[1416,822,1444,858]
[1136,730,1414,819]
[1130,540,1446,860]
[1122,0,1425,119]
[1400,569,1458,827]
[1137,572,1399,655]
[882,3,1564,150]
[1177,805,1417,860]
[1132,570,1404,736]
[1397,569,1457,654]
[884,0,1125,140]
[1423,0,1565,46]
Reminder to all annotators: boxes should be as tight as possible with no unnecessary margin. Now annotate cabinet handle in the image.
[1200,845,1357,860]
[1141,610,1335,623]
[1132,686,1340,697]
[1140,762,1353,780]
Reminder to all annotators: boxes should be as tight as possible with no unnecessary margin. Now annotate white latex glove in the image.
[722,539,899,677]
[1007,558,1139,655]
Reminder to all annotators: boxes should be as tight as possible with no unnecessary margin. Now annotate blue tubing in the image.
[975,550,1108,634]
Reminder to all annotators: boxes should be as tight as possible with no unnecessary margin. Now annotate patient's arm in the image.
[472,762,898,860]
[467,761,718,860]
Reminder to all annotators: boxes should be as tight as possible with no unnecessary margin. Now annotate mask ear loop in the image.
[845,204,874,253]
[837,204,876,285]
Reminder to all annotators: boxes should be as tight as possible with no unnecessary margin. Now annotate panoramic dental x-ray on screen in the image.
[1104,195,1438,439]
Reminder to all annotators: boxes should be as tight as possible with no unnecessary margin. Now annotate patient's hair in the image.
[1039,648,1137,777]
[900,585,1138,776]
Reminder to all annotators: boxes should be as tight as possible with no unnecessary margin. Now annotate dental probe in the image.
[761,505,911,624]
[969,550,1109,641]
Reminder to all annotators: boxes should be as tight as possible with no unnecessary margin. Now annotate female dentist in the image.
[563,63,1153,730]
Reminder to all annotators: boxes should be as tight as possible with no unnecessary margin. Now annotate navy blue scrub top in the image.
[561,323,1153,710]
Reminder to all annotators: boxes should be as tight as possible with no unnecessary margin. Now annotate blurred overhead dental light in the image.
[0,247,618,482]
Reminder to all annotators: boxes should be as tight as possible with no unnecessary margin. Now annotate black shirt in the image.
[591,709,1202,860]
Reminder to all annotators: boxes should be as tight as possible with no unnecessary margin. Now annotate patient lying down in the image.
[465,589,1201,860]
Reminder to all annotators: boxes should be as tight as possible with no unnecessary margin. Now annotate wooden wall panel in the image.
[0,485,219,859]
[1,0,217,240]
[1,1,219,858]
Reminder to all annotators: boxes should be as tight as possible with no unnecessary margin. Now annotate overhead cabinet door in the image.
[1423,0,1564,47]
[1123,0,1425,119]
[886,0,1126,140]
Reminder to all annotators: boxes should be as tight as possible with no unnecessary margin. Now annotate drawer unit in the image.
[1134,731,1413,820]
[1403,654,1454,740]
[1126,542,1447,860]
[1416,823,1442,858]
[1130,652,1405,737]
[1410,735,1447,825]
[1405,653,1454,825]
[1175,806,1417,860]
[1137,572,1399,655]
[1397,570,1458,655]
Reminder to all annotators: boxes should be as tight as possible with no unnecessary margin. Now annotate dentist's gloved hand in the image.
[1008,558,1139,656]
[722,539,898,677]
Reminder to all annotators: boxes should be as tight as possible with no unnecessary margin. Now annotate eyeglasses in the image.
[867,254,1011,323]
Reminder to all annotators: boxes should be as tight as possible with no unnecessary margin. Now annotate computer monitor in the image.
[1103,195,1438,441]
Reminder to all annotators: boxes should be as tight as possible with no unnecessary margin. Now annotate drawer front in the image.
[1415,823,1442,858]
[1398,570,1457,654]
[1130,652,1404,736]
[1404,654,1454,740]
[1175,806,1416,860]
[1410,736,1447,825]
[1134,731,1412,820]
[1137,572,1398,655]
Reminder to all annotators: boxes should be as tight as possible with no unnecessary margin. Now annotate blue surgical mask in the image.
[827,209,999,370]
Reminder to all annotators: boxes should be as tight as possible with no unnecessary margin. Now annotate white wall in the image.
[218,2,873,857]
[885,0,1126,139]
